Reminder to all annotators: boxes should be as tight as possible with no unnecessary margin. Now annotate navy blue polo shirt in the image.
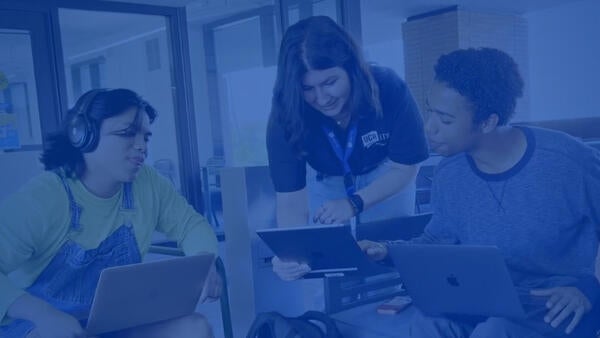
[267,66,429,193]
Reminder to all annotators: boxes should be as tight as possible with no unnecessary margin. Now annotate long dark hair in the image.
[40,88,157,178]
[269,16,381,155]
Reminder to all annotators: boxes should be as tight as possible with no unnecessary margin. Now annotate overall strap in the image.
[121,182,134,210]
[54,170,82,231]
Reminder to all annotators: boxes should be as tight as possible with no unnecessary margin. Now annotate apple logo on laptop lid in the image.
[446,274,460,287]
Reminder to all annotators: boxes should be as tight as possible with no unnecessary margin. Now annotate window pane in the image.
[193,6,277,168]
[360,1,406,78]
[213,15,274,166]
[287,0,338,26]
[0,29,42,148]
[313,0,337,18]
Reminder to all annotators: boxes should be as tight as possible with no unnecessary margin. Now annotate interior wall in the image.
[525,0,600,122]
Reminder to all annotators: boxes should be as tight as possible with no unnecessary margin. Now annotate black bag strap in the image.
[247,311,342,338]
[285,318,323,338]
[246,312,283,338]
[297,311,343,338]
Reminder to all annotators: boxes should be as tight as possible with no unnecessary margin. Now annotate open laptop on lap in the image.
[84,253,214,335]
[387,244,526,319]
[257,224,390,278]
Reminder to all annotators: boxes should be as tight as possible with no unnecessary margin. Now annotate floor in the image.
[332,302,415,338]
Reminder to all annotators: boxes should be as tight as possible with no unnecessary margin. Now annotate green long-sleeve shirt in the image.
[0,165,218,323]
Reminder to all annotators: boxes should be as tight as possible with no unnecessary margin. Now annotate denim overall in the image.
[0,173,142,337]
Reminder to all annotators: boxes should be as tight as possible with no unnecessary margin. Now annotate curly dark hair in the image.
[434,47,523,126]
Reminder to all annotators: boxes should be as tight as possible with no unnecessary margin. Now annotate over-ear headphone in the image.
[68,89,107,153]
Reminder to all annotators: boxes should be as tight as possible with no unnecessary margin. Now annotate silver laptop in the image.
[388,244,526,319]
[85,253,215,335]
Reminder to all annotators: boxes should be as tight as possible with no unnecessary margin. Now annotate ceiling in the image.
[361,0,582,17]
[59,0,581,59]
[102,0,581,17]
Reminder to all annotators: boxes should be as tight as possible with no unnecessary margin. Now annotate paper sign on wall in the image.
[0,108,20,150]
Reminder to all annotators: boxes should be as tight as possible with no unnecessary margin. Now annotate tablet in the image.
[257,224,389,278]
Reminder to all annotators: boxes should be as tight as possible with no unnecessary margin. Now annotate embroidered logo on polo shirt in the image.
[361,131,390,148]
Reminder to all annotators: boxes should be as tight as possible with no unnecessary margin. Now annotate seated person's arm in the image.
[1,179,85,336]
[152,169,218,256]
[581,146,600,301]
[150,170,221,301]
[358,175,460,261]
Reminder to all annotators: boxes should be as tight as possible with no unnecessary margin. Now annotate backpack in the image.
[246,311,344,338]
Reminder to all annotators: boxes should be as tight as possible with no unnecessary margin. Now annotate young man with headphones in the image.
[0,89,220,338]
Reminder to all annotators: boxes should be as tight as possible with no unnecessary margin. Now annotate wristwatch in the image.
[348,194,364,216]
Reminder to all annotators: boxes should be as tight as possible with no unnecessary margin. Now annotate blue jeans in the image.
[409,298,600,338]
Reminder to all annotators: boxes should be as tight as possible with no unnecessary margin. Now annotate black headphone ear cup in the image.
[68,89,105,152]
[69,113,98,152]
[68,114,90,150]
[83,119,99,153]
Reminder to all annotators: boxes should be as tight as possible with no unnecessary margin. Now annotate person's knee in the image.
[409,310,465,338]
[470,319,506,338]
[470,318,536,338]
[175,313,213,338]
[26,329,41,338]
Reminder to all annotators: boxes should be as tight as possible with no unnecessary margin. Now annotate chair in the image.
[415,165,435,214]
[148,243,233,338]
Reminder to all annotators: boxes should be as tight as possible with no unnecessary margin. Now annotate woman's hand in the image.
[530,286,592,335]
[313,199,355,224]
[200,262,222,303]
[357,240,388,261]
[271,256,311,281]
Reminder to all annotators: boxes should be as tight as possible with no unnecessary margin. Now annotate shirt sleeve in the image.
[150,168,218,256]
[378,68,429,165]
[0,215,29,323]
[580,145,600,303]
[584,145,600,242]
[393,166,459,245]
[266,118,307,192]
[0,173,68,323]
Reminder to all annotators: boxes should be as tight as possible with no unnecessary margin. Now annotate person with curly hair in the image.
[360,48,600,337]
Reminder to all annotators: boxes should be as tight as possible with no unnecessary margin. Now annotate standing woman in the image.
[267,15,429,230]
[0,89,220,337]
